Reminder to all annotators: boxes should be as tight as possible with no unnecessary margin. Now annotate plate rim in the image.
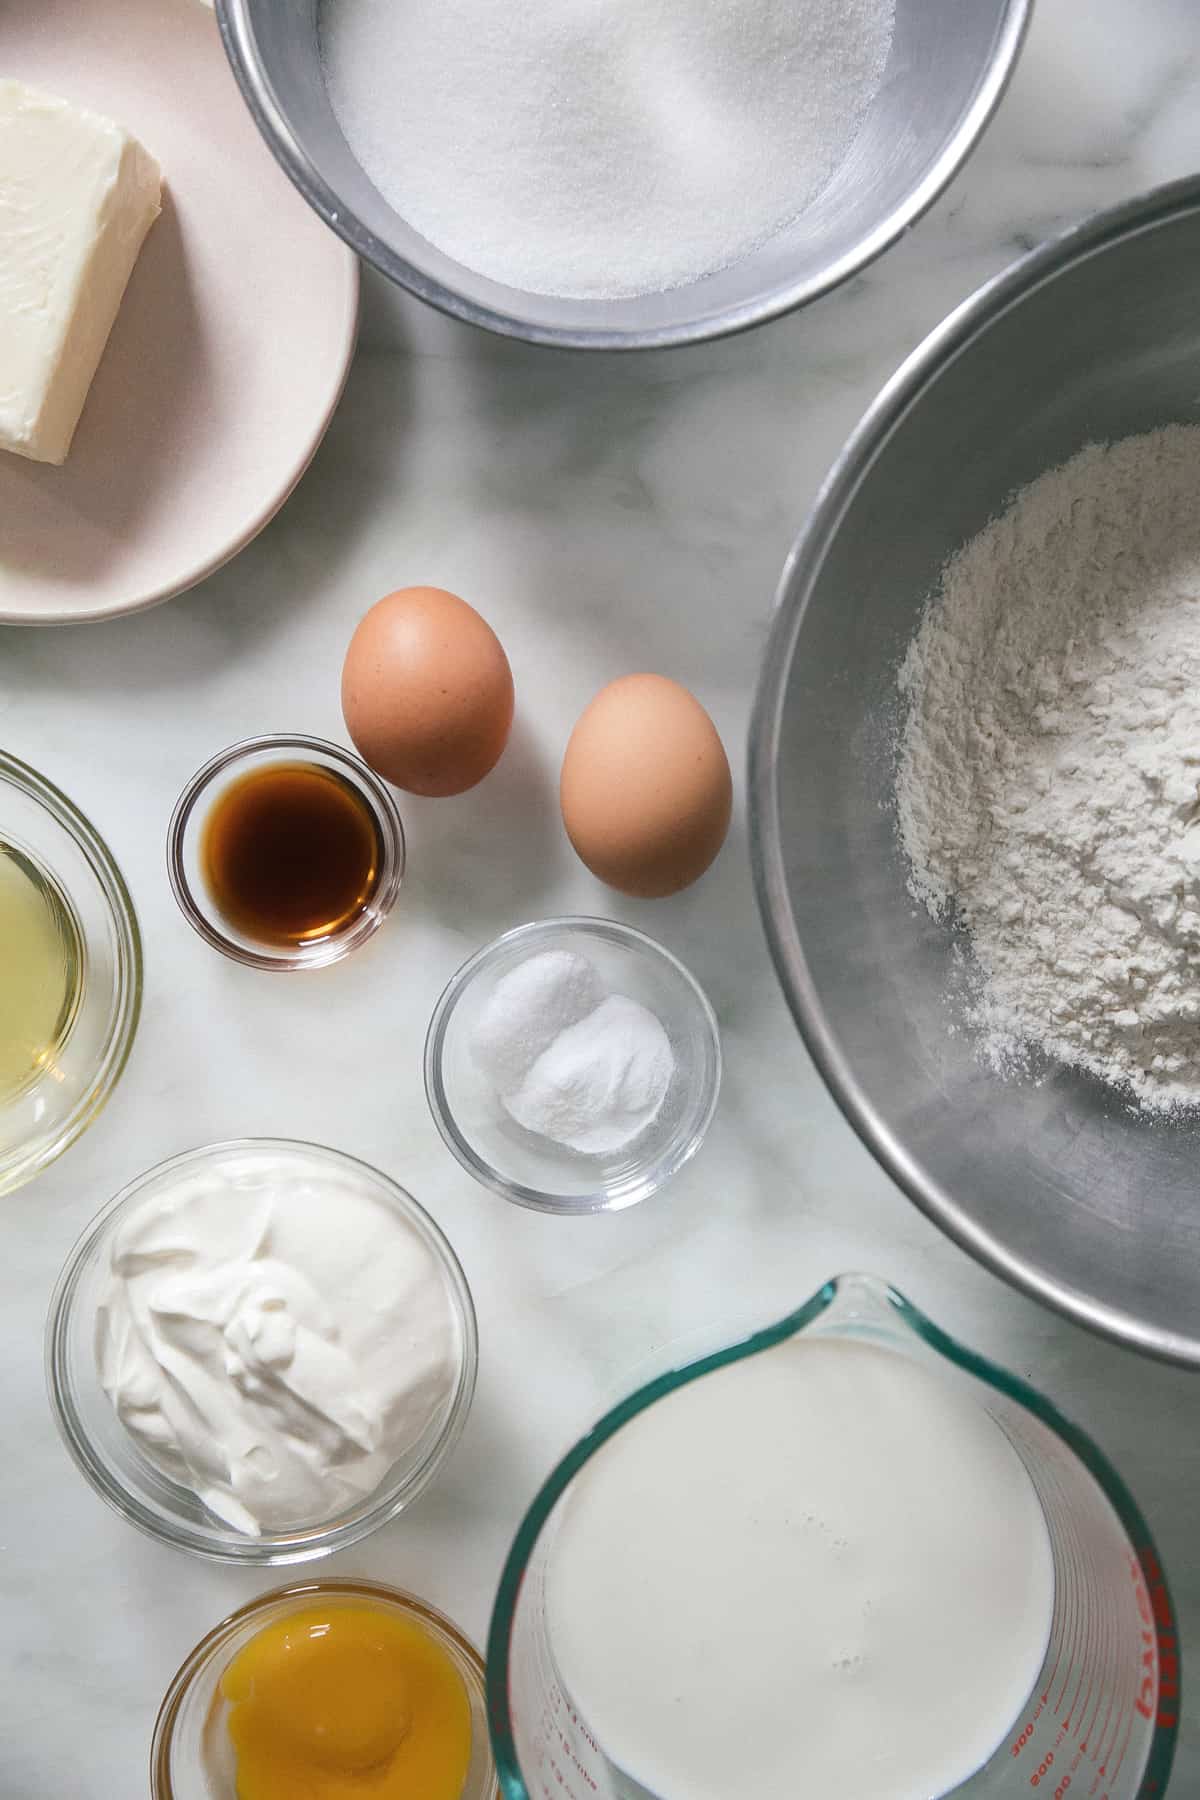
[0,0,361,629]
[0,256,358,628]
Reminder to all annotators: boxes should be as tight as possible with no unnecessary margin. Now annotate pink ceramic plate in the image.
[1,0,359,625]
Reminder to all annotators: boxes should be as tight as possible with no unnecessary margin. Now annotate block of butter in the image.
[0,81,161,465]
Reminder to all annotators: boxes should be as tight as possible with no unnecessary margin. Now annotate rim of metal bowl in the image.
[215,0,1031,351]
[749,173,1200,1369]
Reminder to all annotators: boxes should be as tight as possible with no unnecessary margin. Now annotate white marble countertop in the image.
[3,0,1199,1790]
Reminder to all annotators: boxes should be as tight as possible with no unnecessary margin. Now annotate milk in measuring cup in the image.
[545,1337,1055,1800]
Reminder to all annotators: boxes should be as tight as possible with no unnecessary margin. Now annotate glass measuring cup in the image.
[488,1274,1179,1800]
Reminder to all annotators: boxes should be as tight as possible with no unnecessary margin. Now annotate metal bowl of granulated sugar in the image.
[216,0,1028,349]
[751,175,1200,1368]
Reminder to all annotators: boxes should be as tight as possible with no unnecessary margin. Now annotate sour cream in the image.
[95,1144,463,1536]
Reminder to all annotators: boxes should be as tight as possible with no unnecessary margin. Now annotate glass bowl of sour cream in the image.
[46,1138,477,1563]
[424,917,721,1215]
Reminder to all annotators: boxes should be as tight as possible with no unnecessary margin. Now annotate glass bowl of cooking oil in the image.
[0,752,141,1195]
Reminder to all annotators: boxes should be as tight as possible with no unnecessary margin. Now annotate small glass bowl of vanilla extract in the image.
[168,735,405,969]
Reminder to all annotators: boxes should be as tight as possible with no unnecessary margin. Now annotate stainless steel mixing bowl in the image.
[751,176,1200,1367]
[217,0,1029,350]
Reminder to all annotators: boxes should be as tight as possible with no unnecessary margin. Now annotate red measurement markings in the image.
[1012,1720,1036,1758]
[1095,1556,1148,1782]
[1075,1510,1120,1757]
[1062,1542,1095,1737]
[1011,1456,1077,1775]
[1042,1620,1067,1717]
[543,1748,598,1796]
[1157,1625,1181,1729]
[1107,1679,1137,1790]
[1054,1502,1087,1720]
[1030,1747,1056,1787]
[1082,1540,1124,1762]
[1028,1455,1074,1711]
[1111,1549,1167,1788]
[1036,1451,1088,1727]
[556,1704,601,1792]
[1140,1546,1179,1732]
[1084,1568,1120,1775]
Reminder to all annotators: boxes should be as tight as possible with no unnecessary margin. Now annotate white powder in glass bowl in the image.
[471,949,674,1154]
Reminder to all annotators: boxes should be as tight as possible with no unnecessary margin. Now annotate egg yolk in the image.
[220,1603,472,1800]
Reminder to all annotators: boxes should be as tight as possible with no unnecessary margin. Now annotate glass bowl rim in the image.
[424,915,722,1215]
[166,733,406,971]
[0,748,142,1195]
[150,1575,498,1800]
[45,1135,478,1564]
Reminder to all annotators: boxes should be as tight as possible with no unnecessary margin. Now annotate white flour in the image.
[896,425,1200,1112]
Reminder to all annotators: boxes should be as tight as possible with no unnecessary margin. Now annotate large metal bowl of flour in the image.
[751,176,1200,1366]
[215,0,1028,349]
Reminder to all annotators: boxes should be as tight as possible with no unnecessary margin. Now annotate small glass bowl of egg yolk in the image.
[152,1580,497,1800]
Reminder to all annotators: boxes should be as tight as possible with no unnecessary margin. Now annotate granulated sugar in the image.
[896,426,1200,1113]
[320,0,895,300]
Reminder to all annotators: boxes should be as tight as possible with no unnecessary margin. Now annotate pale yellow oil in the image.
[0,843,82,1100]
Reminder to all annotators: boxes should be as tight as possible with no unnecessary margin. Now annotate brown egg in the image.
[341,586,514,797]
[560,674,732,898]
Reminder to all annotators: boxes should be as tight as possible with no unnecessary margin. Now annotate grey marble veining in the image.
[2,0,1199,1790]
